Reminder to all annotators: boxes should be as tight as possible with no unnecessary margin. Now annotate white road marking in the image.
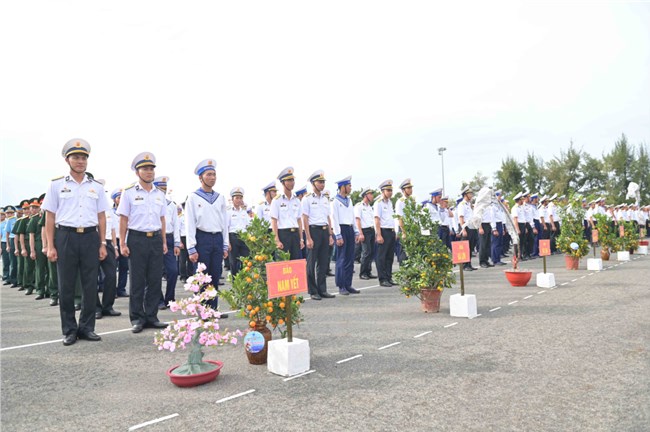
[508,300,518,305]
[216,389,256,404]
[537,290,546,294]
[414,331,432,338]
[283,370,315,381]
[489,307,501,312]
[444,322,459,328]
[378,342,401,350]
[523,295,533,300]
[571,279,578,282]
[128,414,179,431]
[561,282,568,286]
[337,354,363,364]
[588,273,594,276]
[0,309,21,314]
[580,276,586,279]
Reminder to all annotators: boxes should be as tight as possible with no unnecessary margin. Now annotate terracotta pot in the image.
[167,360,223,387]
[600,249,610,261]
[564,255,579,270]
[246,321,272,365]
[504,270,532,287]
[420,288,442,313]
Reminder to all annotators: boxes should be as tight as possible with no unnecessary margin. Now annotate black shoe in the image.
[480,263,489,269]
[218,281,225,286]
[78,331,101,341]
[62,334,77,346]
[158,303,167,310]
[338,289,349,296]
[487,263,495,267]
[388,280,397,286]
[17,286,25,291]
[360,275,370,280]
[145,321,168,329]
[35,294,45,300]
[463,266,474,272]
[116,292,129,298]
[74,304,81,311]
[346,287,360,294]
[2,281,10,285]
[25,289,34,295]
[495,262,507,266]
[380,281,392,287]
[132,323,144,333]
[320,292,335,299]
[218,313,229,319]
[102,309,122,317]
[49,299,58,306]
[326,270,335,277]
[310,294,322,300]
[10,284,18,288]
[367,274,378,279]
[95,311,103,319]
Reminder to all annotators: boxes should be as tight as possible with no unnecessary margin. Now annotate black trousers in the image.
[127,231,163,325]
[359,227,375,277]
[96,239,117,313]
[229,232,250,277]
[466,228,478,267]
[306,226,330,295]
[376,228,395,283]
[115,237,129,294]
[517,223,527,258]
[179,235,193,280]
[278,229,301,260]
[55,227,99,336]
[479,223,492,265]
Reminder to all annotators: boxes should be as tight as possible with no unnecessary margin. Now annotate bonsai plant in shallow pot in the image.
[556,199,589,270]
[154,263,242,387]
[394,199,455,313]
[220,217,304,365]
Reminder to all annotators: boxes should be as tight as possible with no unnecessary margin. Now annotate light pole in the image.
[438,147,447,195]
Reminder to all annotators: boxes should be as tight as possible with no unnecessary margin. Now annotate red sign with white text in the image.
[539,239,551,257]
[266,259,307,299]
[452,241,471,264]
[619,225,625,237]
[591,230,599,243]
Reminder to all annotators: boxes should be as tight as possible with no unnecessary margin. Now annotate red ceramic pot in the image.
[420,288,442,313]
[504,271,532,287]
[167,360,223,387]
[564,255,579,270]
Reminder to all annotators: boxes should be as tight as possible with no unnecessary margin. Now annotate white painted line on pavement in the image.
[444,322,459,328]
[475,313,482,317]
[523,295,533,300]
[0,339,62,352]
[378,342,401,350]
[337,354,363,364]
[357,284,380,292]
[489,307,501,312]
[588,273,594,276]
[537,290,546,294]
[560,282,568,286]
[0,309,21,314]
[128,413,179,431]
[580,276,586,279]
[283,370,315,381]
[216,389,256,404]
[571,279,578,282]
[414,331,432,338]
[508,300,518,305]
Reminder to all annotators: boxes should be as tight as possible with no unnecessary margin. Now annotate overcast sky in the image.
[1,1,649,208]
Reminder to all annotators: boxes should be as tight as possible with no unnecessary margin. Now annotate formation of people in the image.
[2,138,649,346]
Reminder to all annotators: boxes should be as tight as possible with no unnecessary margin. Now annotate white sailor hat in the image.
[194,159,216,176]
[597,197,605,202]
[513,192,523,200]
[541,195,548,202]
[62,138,91,158]
[131,152,156,171]
[430,188,443,197]
[308,170,326,183]
[360,187,374,197]
[399,178,413,190]
[336,176,352,188]
[379,179,393,190]
[549,193,558,201]
[495,190,502,196]
[262,181,277,193]
[295,185,308,196]
[441,196,449,201]
[153,176,170,187]
[278,166,295,182]
[530,192,539,199]
[110,188,122,200]
[522,191,530,197]
[230,187,244,197]
[461,186,472,195]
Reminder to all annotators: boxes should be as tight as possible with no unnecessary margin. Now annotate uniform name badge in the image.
[60,188,73,199]
[133,197,145,206]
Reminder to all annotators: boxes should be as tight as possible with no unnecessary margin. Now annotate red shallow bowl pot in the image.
[504,271,532,287]
[166,360,224,387]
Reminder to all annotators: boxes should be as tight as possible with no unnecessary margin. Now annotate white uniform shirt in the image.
[457,199,473,229]
[511,204,523,223]
[179,211,187,237]
[331,194,358,239]
[256,200,272,222]
[440,206,452,228]
[538,205,547,222]
[184,188,229,255]
[301,192,331,226]
[165,200,181,246]
[116,183,166,232]
[424,202,442,224]
[374,198,395,229]
[105,209,116,241]
[481,205,497,230]
[354,201,375,229]
[228,206,251,234]
[270,193,301,229]
[42,174,109,228]
[548,203,559,223]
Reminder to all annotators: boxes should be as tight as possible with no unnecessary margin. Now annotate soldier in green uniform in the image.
[39,204,59,306]
[21,198,40,295]
[12,200,30,290]
[4,206,18,287]
[28,195,48,300]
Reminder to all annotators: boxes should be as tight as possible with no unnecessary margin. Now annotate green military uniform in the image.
[28,210,48,298]
[11,211,28,290]
[38,210,58,304]
[21,209,38,295]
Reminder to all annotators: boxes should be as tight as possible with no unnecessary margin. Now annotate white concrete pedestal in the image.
[536,272,556,288]
[617,251,630,261]
[637,245,648,255]
[449,293,477,318]
[267,338,310,377]
[587,258,603,271]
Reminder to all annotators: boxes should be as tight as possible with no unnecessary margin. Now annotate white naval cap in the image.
[399,178,413,190]
[336,176,352,188]
[194,159,216,176]
[62,138,91,158]
[131,152,157,171]
[461,186,472,195]
[360,187,374,197]
[379,179,393,190]
[548,193,558,201]
[308,170,326,183]
[278,166,295,182]
[513,192,523,200]
[295,185,308,196]
[430,188,442,197]
[153,176,170,187]
[230,187,244,197]
[262,181,277,193]
[110,188,122,200]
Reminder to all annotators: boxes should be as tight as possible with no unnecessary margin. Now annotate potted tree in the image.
[592,214,615,260]
[556,199,589,270]
[614,220,640,261]
[220,217,304,364]
[154,263,242,387]
[394,199,455,313]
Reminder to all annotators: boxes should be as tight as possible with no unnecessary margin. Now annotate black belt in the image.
[362,227,374,232]
[339,224,352,227]
[309,225,328,230]
[197,229,221,235]
[279,228,298,232]
[440,226,449,231]
[57,225,97,234]
[128,229,161,238]
[380,227,394,231]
